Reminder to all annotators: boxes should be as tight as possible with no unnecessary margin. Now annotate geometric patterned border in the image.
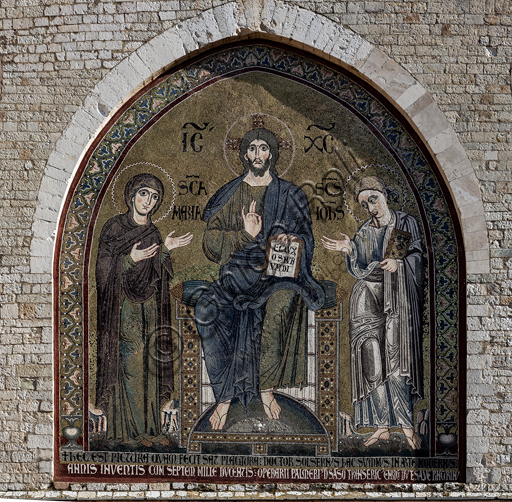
[55,42,461,466]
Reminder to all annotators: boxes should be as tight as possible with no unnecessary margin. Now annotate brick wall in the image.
[0,0,510,497]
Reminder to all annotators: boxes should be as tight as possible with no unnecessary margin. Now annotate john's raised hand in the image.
[321,232,352,255]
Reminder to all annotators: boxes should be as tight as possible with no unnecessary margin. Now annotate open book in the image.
[264,236,303,279]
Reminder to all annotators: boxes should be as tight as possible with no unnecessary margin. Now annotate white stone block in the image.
[467,437,489,454]
[467,355,492,370]
[43,164,72,185]
[309,15,334,51]
[467,304,491,317]
[1,303,19,319]
[385,68,417,101]
[374,59,402,97]
[178,11,221,52]
[213,3,239,39]
[27,434,53,449]
[467,425,483,438]
[260,0,276,31]
[436,141,468,172]
[174,23,200,54]
[467,330,490,342]
[340,36,372,68]
[468,383,495,396]
[450,173,482,208]
[330,31,357,63]
[30,237,54,257]
[61,122,93,154]
[467,418,489,436]
[467,248,490,262]
[37,187,67,215]
[39,176,68,198]
[54,141,83,171]
[443,157,474,183]
[78,492,98,499]
[32,225,58,245]
[46,150,76,174]
[462,214,488,236]
[71,108,103,138]
[427,127,459,156]
[241,0,264,31]
[359,47,388,79]
[490,413,511,425]
[279,3,299,39]
[484,150,498,161]
[466,453,483,467]
[287,8,315,46]
[464,232,489,252]
[133,38,172,79]
[33,205,60,224]
[92,78,125,111]
[82,93,112,125]
[123,51,154,85]
[411,102,451,142]
[321,25,345,55]
[157,29,188,65]
[295,9,320,46]
[309,16,331,50]
[184,10,222,48]
[98,65,136,107]
[467,369,482,383]
[324,26,353,56]
[35,424,53,435]
[467,259,490,275]
[395,81,427,111]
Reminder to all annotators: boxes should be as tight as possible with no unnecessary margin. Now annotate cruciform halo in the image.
[223,113,295,177]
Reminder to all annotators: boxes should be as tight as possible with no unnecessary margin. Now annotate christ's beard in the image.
[249,157,271,177]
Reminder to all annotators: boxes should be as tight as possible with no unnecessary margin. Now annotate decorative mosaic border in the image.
[55,42,461,470]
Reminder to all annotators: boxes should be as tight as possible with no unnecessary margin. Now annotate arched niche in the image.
[33,2,487,277]
[53,37,466,484]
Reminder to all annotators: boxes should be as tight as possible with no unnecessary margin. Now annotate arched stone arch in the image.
[31,0,487,276]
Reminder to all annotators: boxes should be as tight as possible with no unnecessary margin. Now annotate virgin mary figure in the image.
[93,173,193,447]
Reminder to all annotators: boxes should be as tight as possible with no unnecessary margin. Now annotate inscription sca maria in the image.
[55,43,463,485]
[171,174,207,220]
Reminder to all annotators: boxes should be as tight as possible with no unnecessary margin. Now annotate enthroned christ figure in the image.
[195,127,324,430]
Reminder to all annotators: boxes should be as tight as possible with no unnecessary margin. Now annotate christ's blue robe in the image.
[195,172,324,408]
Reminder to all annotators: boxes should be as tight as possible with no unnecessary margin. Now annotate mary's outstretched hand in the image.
[164,231,194,250]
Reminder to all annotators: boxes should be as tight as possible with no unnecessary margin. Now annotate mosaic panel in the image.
[55,42,463,484]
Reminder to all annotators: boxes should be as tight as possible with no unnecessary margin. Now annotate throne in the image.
[170,280,346,456]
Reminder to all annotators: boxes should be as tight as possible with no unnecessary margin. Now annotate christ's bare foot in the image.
[159,437,170,446]
[140,438,152,447]
[261,389,281,420]
[210,400,231,430]
[403,427,422,449]
[364,427,390,447]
